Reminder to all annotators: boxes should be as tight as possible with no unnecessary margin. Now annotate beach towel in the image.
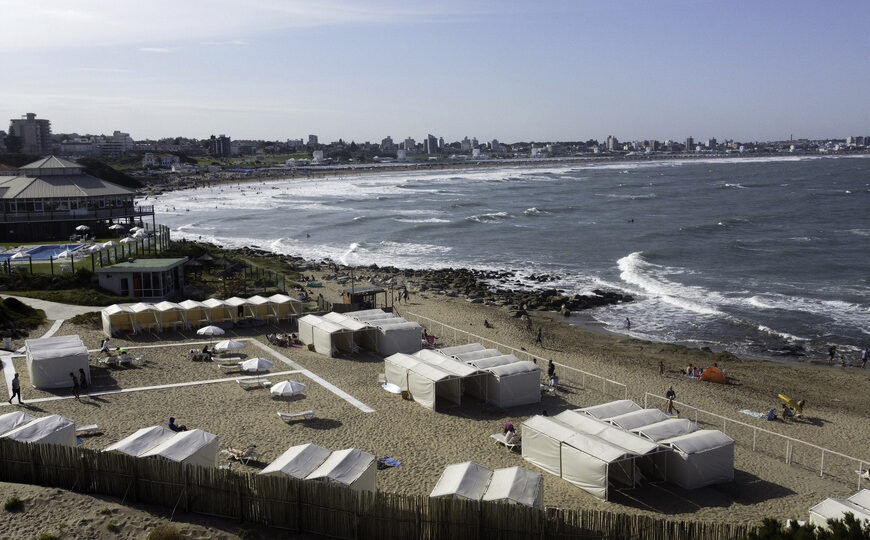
[739,409,767,419]
[377,457,401,469]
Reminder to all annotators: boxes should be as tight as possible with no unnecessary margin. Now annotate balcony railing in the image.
[0,205,154,223]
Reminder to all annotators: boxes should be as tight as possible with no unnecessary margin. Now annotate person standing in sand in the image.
[8,373,22,404]
[69,372,80,401]
[828,345,837,365]
[665,386,679,415]
[536,328,543,347]
[659,361,664,377]
[861,348,867,369]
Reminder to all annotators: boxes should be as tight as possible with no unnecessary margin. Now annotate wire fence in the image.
[644,392,868,490]
[405,311,628,400]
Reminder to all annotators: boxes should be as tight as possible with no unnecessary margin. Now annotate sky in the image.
[1,0,869,143]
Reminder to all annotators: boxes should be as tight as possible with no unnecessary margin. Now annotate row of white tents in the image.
[809,489,870,530]
[0,412,77,446]
[103,426,219,468]
[521,400,734,500]
[26,335,91,390]
[430,462,544,509]
[384,345,541,411]
[102,294,303,336]
[260,443,377,492]
[298,309,423,358]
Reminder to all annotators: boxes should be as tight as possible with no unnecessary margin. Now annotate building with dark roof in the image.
[0,156,154,242]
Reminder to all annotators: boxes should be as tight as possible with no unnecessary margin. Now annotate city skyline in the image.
[2,1,869,143]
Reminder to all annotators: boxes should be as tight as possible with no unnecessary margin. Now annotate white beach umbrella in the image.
[56,250,74,259]
[129,226,143,232]
[103,240,119,248]
[119,237,135,244]
[214,339,246,353]
[108,224,125,231]
[270,380,306,398]
[133,230,148,238]
[240,357,274,373]
[75,224,90,232]
[196,325,225,337]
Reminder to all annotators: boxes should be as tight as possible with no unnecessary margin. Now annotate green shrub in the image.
[105,521,119,532]
[37,533,60,540]
[146,523,182,540]
[3,496,23,511]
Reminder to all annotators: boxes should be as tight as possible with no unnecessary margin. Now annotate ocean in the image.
[149,155,870,363]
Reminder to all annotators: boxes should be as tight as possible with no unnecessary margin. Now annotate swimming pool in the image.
[0,244,85,261]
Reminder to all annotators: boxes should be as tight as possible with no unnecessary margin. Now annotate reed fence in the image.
[0,439,756,539]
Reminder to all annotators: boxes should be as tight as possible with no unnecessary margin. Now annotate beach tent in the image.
[129,302,160,332]
[438,343,486,356]
[452,349,503,362]
[224,297,249,321]
[485,361,541,408]
[345,308,390,320]
[375,320,422,356]
[659,430,734,489]
[606,409,671,431]
[25,335,90,390]
[101,304,135,336]
[103,426,176,457]
[699,366,726,384]
[851,490,870,510]
[430,461,494,501]
[554,410,661,457]
[384,353,461,410]
[260,443,331,479]
[482,466,544,509]
[245,295,272,320]
[297,314,321,346]
[297,315,354,357]
[266,293,302,320]
[578,400,642,420]
[305,448,377,492]
[413,349,481,378]
[179,299,209,326]
[153,301,186,331]
[140,429,219,468]
[322,312,376,351]
[0,411,36,436]
[631,418,700,443]
[809,496,870,530]
[202,298,232,323]
[2,414,76,446]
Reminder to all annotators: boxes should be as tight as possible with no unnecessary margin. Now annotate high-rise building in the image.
[308,134,318,147]
[460,137,472,152]
[427,134,438,155]
[491,139,501,152]
[380,136,395,153]
[403,137,415,151]
[606,135,618,152]
[685,137,694,152]
[209,134,232,157]
[9,112,52,155]
[438,137,444,151]
[706,138,717,149]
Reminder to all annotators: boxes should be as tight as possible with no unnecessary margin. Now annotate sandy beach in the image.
[2,267,869,537]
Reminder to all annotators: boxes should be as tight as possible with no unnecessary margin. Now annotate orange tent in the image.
[699,366,726,384]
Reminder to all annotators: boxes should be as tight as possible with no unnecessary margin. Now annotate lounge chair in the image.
[76,424,100,436]
[219,363,241,373]
[220,445,260,465]
[277,410,314,422]
[491,432,521,451]
[237,379,271,390]
[217,356,242,363]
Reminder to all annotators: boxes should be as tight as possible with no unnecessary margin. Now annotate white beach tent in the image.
[384,353,461,410]
[484,361,541,408]
[266,293,302,320]
[467,354,522,369]
[297,314,321,346]
[139,429,219,468]
[260,443,331,479]
[430,461,494,500]
[809,496,870,530]
[297,315,354,357]
[224,297,249,321]
[851,490,870,510]
[2,414,76,446]
[482,466,544,509]
[305,448,377,492]
[103,426,177,457]
[0,411,36,436]
[153,301,186,331]
[452,349,503,362]
[578,400,643,420]
[130,302,160,332]
[413,349,481,378]
[375,320,422,356]
[438,343,486,356]
[554,410,662,457]
[659,430,734,489]
[179,299,210,326]
[245,295,272,320]
[631,418,700,443]
[26,335,90,390]
[202,298,231,323]
[102,304,135,336]
[607,409,671,431]
[322,312,375,351]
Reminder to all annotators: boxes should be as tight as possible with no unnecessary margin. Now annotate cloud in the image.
[138,47,174,53]
[200,40,247,46]
[0,0,456,52]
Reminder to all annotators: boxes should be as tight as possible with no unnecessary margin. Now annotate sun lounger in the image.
[219,363,241,373]
[277,410,314,422]
[237,379,271,390]
[491,432,521,451]
[220,444,260,465]
[76,424,100,436]
[217,356,242,363]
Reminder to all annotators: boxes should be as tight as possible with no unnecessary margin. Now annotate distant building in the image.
[0,131,6,153]
[438,137,445,151]
[606,135,618,152]
[209,134,231,157]
[685,137,694,152]
[142,153,181,168]
[96,258,187,301]
[312,150,324,162]
[397,149,407,161]
[380,136,396,153]
[491,139,501,152]
[706,138,717,149]
[9,113,52,155]
[426,134,438,155]
[308,134,319,147]
[460,137,472,152]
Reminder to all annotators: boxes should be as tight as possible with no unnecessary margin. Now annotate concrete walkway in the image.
[0,294,103,320]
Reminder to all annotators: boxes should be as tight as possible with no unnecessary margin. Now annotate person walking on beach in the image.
[8,373,22,404]
[78,368,88,394]
[861,348,868,369]
[828,345,837,365]
[99,338,110,357]
[625,317,631,330]
[69,372,81,401]
[536,328,543,347]
[659,361,664,377]
[665,386,679,416]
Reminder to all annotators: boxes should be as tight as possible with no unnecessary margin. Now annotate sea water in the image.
[150,155,870,362]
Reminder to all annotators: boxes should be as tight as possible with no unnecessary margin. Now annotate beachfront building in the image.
[0,156,154,242]
[95,257,187,300]
[9,113,52,155]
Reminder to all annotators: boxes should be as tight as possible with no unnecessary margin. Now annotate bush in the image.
[105,521,119,532]
[37,533,60,540]
[3,496,23,511]
[146,523,182,540]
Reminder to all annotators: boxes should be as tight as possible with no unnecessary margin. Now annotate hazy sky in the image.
[2,0,868,143]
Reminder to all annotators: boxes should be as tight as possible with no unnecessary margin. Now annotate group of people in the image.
[828,345,868,368]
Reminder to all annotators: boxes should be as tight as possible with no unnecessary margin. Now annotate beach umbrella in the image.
[75,224,90,232]
[240,357,273,373]
[196,325,225,337]
[214,339,245,353]
[129,226,143,232]
[56,250,74,259]
[270,380,306,398]
[133,230,148,238]
[108,224,125,231]
[103,240,119,248]
[119,237,135,244]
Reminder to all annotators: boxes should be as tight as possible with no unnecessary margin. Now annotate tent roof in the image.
[140,429,217,462]
[488,361,540,378]
[130,302,157,313]
[104,304,134,315]
[103,426,176,456]
[2,414,74,443]
[260,443,331,478]
[0,411,37,436]
[377,320,420,331]
[346,308,389,320]
[849,490,870,510]
[631,418,700,442]
[578,400,642,419]
[413,350,481,378]
[810,498,870,525]
[315,319,352,335]
[224,297,249,307]
[322,312,371,331]
[555,410,660,456]
[453,348,502,362]
[661,429,734,454]
[481,466,543,507]
[306,448,375,486]
[607,408,671,431]
[26,335,87,361]
[385,353,456,382]
[178,299,206,309]
[298,314,323,325]
[468,354,521,369]
[430,461,493,500]
[523,415,634,463]
[267,293,300,304]
[202,298,227,308]
[153,301,183,312]
[247,295,270,305]
[438,343,486,356]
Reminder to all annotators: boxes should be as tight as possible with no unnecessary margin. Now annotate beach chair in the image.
[219,363,241,373]
[277,411,315,423]
[220,445,260,465]
[76,424,100,436]
[217,356,242,363]
[491,432,521,452]
[237,379,271,390]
